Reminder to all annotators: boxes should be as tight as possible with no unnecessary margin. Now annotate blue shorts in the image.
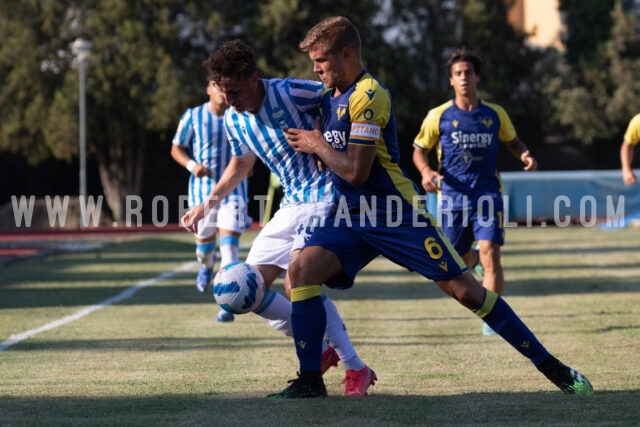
[305,204,468,289]
[441,197,505,255]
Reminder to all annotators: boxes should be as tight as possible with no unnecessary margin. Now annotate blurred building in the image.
[507,0,563,48]
[507,0,640,49]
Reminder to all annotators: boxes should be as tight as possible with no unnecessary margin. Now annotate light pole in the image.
[71,38,92,229]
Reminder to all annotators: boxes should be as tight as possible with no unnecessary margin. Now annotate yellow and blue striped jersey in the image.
[413,99,517,210]
[321,70,421,211]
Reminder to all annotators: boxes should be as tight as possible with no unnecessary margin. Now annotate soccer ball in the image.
[212,262,264,314]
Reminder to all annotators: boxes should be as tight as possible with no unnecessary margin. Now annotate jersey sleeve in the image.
[624,114,640,146]
[413,110,441,151]
[223,113,251,157]
[283,78,324,113]
[172,109,193,147]
[493,104,517,144]
[348,78,390,146]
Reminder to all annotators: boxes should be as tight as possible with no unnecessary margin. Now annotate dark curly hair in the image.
[203,39,257,83]
[446,47,482,77]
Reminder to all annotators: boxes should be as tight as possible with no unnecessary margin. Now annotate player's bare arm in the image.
[285,121,376,186]
[620,140,637,185]
[505,137,538,171]
[181,153,256,232]
[412,147,443,193]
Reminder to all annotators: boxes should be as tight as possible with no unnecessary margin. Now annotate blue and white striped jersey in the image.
[172,102,249,207]
[224,78,334,206]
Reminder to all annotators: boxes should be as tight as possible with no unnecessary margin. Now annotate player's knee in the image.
[254,265,281,289]
[459,285,484,308]
[442,273,484,309]
[287,259,306,288]
[479,243,500,263]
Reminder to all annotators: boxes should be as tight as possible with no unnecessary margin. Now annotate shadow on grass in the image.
[0,234,250,309]
[0,236,250,287]
[2,269,639,310]
[504,242,640,256]
[324,276,640,301]
[6,313,639,352]
[3,320,508,352]
[1,336,293,352]
[4,276,636,311]
[2,232,639,311]
[0,390,637,426]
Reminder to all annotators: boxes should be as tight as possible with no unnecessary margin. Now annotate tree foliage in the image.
[0,0,386,220]
[546,1,640,149]
[460,0,556,146]
[381,0,553,164]
[3,0,633,221]
[0,0,264,220]
[558,0,616,65]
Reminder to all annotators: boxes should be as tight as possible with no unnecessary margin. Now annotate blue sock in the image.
[291,285,326,373]
[196,241,216,253]
[219,235,239,246]
[477,291,550,366]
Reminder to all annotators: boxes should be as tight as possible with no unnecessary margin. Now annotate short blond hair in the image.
[299,16,361,55]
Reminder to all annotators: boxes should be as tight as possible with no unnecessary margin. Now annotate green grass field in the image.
[1,226,639,426]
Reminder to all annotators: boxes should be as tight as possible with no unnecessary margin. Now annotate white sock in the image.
[323,296,365,371]
[196,250,215,269]
[253,289,292,337]
[219,236,239,267]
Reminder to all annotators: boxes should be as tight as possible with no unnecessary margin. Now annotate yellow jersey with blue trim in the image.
[413,99,517,210]
[321,70,421,211]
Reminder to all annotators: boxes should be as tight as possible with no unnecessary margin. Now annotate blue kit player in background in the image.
[181,39,376,396]
[270,16,592,399]
[412,47,538,335]
[171,81,250,323]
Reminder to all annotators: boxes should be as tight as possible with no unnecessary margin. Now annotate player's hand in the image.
[420,168,443,193]
[181,205,204,234]
[284,117,324,154]
[623,170,637,186]
[192,163,211,178]
[521,151,538,171]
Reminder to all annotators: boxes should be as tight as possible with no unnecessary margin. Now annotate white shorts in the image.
[195,196,249,240]
[246,201,334,270]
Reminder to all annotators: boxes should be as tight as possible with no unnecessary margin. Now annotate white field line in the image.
[0,261,197,352]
